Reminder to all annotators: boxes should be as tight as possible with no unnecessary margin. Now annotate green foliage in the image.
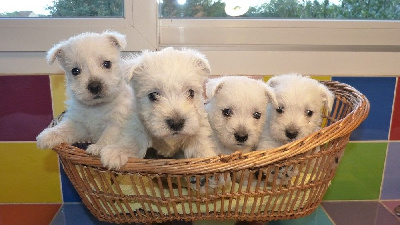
[159,0,400,20]
[47,0,123,17]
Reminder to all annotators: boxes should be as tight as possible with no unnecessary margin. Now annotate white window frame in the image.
[160,19,400,76]
[1,1,400,76]
[0,0,157,74]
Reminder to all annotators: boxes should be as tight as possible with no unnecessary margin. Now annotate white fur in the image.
[258,73,334,150]
[205,76,277,155]
[258,73,334,185]
[36,31,147,169]
[125,47,229,193]
[126,47,217,159]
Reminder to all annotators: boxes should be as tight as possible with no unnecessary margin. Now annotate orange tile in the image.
[0,204,61,225]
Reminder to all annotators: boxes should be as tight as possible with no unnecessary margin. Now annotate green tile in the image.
[323,142,387,200]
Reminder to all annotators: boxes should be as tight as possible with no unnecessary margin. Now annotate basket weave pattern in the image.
[53,81,369,224]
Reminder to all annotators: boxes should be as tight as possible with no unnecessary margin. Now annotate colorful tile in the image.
[323,142,387,200]
[60,164,82,202]
[0,75,53,141]
[0,143,62,203]
[0,204,61,225]
[332,77,396,141]
[50,74,67,118]
[262,75,331,83]
[322,201,400,225]
[268,207,333,225]
[381,142,400,199]
[390,77,400,140]
[51,203,114,225]
[381,200,400,218]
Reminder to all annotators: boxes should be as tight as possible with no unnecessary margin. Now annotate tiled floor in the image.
[1,202,399,225]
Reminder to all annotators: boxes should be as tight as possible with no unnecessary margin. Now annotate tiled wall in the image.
[0,74,399,204]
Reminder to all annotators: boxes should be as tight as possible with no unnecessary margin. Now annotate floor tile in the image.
[322,201,400,225]
[390,78,400,140]
[332,77,396,141]
[381,200,400,218]
[0,204,61,225]
[0,75,53,141]
[323,142,387,200]
[0,143,62,203]
[268,207,333,225]
[381,142,400,199]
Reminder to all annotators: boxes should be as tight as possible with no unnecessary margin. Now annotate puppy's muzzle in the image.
[166,118,185,132]
[87,80,103,95]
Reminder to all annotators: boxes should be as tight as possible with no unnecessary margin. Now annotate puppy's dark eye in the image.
[148,92,160,102]
[253,112,261,119]
[102,61,111,69]
[222,108,233,117]
[187,89,195,99]
[276,106,284,114]
[306,110,314,117]
[71,67,81,76]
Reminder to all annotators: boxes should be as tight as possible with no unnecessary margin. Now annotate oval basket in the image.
[53,80,370,224]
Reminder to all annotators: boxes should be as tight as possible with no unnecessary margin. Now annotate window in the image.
[0,0,123,17]
[1,0,400,76]
[159,0,400,20]
[0,0,156,74]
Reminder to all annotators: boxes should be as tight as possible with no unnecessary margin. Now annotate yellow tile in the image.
[0,143,62,203]
[309,75,331,81]
[50,74,66,118]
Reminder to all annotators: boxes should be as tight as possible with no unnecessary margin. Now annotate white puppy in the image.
[258,73,335,185]
[205,76,277,155]
[125,47,228,192]
[36,31,145,169]
[126,47,217,158]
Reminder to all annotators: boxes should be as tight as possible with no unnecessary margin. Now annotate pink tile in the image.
[0,75,53,141]
[390,77,400,140]
[322,201,399,225]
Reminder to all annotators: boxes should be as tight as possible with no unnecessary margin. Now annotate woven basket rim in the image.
[53,80,370,174]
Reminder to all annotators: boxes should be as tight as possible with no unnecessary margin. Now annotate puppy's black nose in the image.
[166,118,185,132]
[234,132,248,143]
[87,80,102,94]
[285,129,298,140]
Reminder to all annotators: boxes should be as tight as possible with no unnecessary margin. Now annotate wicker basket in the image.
[53,80,369,224]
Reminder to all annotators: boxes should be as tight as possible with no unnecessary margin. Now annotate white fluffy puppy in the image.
[126,47,217,159]
[205,76,277,155]
[125,47,229,192]
[36,31,144,169]
[258,73,335,184]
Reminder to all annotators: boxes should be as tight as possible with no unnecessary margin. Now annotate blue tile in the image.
[268,207,333,225]
[51,203,115,225]
[381,142,400,199]
[332,77,396,141]
[60,164,81,202]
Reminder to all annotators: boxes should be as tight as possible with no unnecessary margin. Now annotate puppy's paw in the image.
[86,144,104,156]
[100,147,131,170]
[36,130,65,149]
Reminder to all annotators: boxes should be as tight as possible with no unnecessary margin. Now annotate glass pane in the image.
[0,0,124,18]
[159,0,400,20]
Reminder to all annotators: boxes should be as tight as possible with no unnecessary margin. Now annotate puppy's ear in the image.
[183,48,211,75]
[103,30,127,50]
[266,76,280,89]
[46,42,65,65]
[205,77,224,99]
[319,85,335,113]
[123,53,147,82]
[265,84,278,108]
